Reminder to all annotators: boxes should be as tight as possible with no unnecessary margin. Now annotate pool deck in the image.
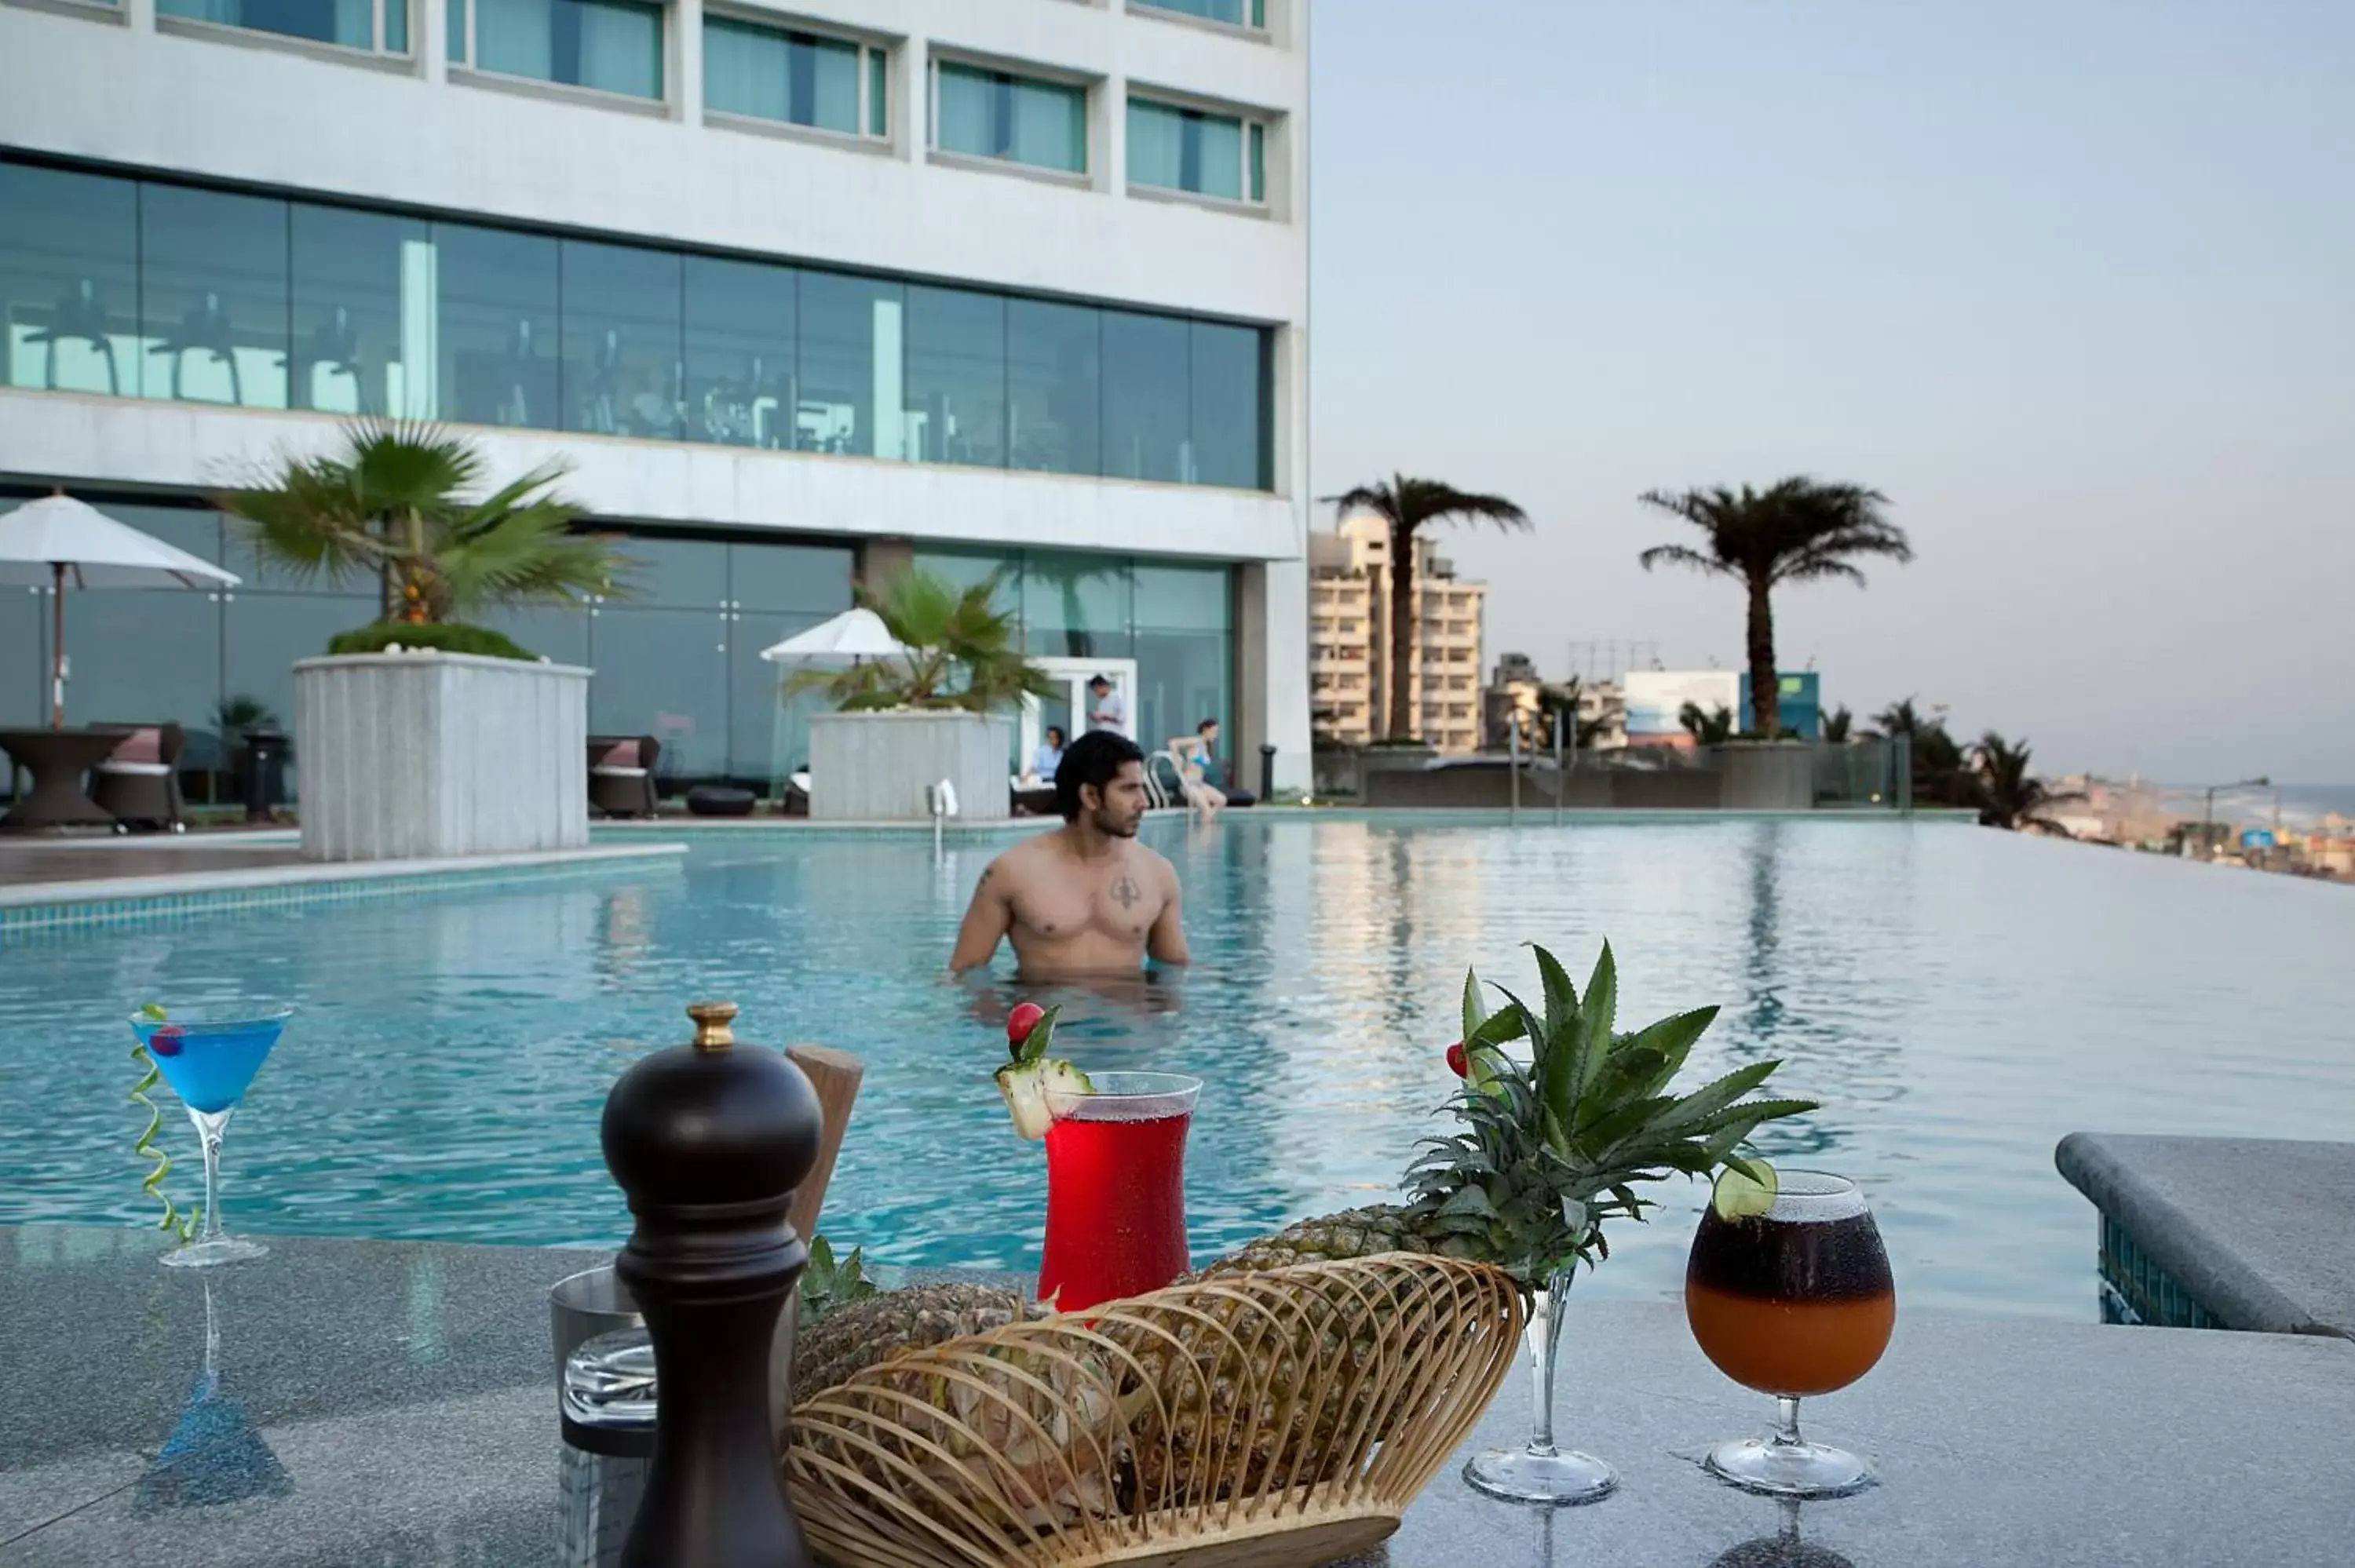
[5,1223,2350,1566]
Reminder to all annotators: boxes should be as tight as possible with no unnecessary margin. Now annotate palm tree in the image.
[1535,680,1612,749]
[1323,475,1528,742]
[1874,696,1969,804]
[1972,731,2086,833]
[223,421,627,628]
[1821,705,1853,743]
[1680,701,1736,745]
[792,568,1057,713]
[1637,477,1911,738]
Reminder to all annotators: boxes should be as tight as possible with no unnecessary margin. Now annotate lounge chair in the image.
[1010,771,1059,816]
[587,735,661,818]
[89,724,187,833]
[780,770,812,816]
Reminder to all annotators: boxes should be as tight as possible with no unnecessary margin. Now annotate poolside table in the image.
[0,727,122,832]
[2,1224,2350,1566]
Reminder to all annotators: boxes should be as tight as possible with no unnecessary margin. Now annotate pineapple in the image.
[793,1281,1053,1394]
[994,1004,1093,1140]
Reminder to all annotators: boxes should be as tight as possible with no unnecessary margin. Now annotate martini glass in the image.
[128,1008,293,1268]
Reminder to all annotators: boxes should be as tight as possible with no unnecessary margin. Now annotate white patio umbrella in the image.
[0,493,241,727]
[758,606,909,665]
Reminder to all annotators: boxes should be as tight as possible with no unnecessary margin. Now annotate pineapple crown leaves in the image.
[1404,941,1817,1289]
[799,1233,880,1324]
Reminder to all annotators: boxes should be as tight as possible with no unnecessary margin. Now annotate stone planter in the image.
[294,651,590,862]
[1714,740,1815,811]
[807,711,1011,822]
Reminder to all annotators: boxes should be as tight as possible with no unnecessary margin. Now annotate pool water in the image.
[5,817,2352,1320]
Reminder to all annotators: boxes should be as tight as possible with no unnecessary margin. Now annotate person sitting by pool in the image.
[1167,718,1226,819]
[951,731,1189,979]
[1031,725,1067,782]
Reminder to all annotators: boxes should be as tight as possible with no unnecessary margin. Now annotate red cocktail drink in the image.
[1038,1071,1200,1311]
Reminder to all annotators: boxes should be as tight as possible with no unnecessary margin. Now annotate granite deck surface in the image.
[2057,1132,2355,1338]
[5,1225,2352,1566]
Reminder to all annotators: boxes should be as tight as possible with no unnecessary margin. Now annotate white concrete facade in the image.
[0,0,1314,787]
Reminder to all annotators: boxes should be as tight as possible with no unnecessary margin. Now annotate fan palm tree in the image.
[792,568,1057,713]
[1323,475,1528,742]
[222,421,627,626]
[1821,705,1853,743]
[1972,731,2086,833]
[1637,477,1911,738]
[1874,696,1969,804]
[1535,680,1612,750]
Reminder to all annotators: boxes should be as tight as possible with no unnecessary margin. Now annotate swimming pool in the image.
[5,815,2351,1319]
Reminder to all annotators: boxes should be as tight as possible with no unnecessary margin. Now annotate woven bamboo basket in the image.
[787,1254,1523,1568]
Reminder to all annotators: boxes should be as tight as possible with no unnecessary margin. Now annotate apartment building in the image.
[0,0,1312,792]
[1306,512,1484,754]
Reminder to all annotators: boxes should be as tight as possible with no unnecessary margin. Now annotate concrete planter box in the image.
[808,710,1010,822]
[294,651,590,862]
[1714,740,1815,810]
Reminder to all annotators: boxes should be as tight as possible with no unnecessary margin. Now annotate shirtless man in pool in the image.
[949,731,1190,979]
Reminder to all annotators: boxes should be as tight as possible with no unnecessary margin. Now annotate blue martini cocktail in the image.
[128,1008,293,1268]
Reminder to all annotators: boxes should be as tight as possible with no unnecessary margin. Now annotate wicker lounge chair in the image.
[89,723,187,833]
[587,734,661,818]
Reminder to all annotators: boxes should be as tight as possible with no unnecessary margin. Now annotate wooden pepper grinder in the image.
[603,1001,820,1568]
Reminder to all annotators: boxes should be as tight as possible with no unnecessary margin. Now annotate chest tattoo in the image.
[1111,873,1141,910]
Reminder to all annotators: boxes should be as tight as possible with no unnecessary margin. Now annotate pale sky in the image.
[1306,0,2354,783]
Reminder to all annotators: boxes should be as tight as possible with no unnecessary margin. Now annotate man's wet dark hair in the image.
[1057,729,1145,821]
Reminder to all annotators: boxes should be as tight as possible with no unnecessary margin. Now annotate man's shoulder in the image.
[1126,840,1178,879]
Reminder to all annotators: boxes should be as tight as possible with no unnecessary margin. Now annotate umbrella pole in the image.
[50,561,65,730]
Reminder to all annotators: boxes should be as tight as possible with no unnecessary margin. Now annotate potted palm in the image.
[794,569,1056,822]
[221,421,630,862]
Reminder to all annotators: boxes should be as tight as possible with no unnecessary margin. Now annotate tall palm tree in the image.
[1972,731,2086,833]
[223,420,626,626]
[1820,705,1853,743]
[1637,477,1911,738]
[1323,475,1528,742]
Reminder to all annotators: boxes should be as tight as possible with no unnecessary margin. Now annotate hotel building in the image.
[0,0,1311,793]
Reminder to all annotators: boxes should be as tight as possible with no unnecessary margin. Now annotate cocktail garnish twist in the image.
[131,1003,199,1242]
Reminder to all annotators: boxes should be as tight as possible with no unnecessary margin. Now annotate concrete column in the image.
[417,0,444,83]
[124,0,156,40]
[857,537,915,589]
[674,0,702,122]
[1103,71,1125,195]
[1239,557,1311,795]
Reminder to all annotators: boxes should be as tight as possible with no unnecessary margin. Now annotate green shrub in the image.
[327,622,538,661]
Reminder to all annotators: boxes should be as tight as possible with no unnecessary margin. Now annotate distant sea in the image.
[2175,784,2355,831]
[2273,786,2355,828]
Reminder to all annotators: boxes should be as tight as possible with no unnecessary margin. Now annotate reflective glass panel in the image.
[728,539,853,784]
[588,607,730,780]
[1130,0,1254,25]
[1021,551,1130,661]
[435,221,559,428]
[935,64,1086,174]
[224,591,379,797]
[912,549,1017,614]
[0,581,43,732]
[683,257,795,449]
[476,601,592,666]
[705,19,861,133]
[1188,320,1265,490]
[1126,100,1243,201]
[158,0,378,51]
[476,0,663,100]
[0,162,138,398]
[612,534,725,609]
[447,0,465,60]
[867,47,887,136]
[798,272,904,460]
[560,239,681,439]
[290,202,430,418]
[905,285,1004,469]
[1133,560,1232,776]
[728,539,853,614]
[139,184,290,409]
[1101,311,1188,484]
[1006,299,1097,477]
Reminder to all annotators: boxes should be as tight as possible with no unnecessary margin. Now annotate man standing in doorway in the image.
[1086,673,1127,735]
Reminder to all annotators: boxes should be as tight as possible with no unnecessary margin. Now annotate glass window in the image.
[1133,560,1232,771]
[1021,551,1130,661]
[1126,99,1248,203]
[224,590,378,799]
[705,19,874,137]
[447,0,465,60]
[139,185,290,410]
[1100,310,1188,484]
[797,272,903,460]
[933,63,1086,175]
[560,240,681,439]
[1006,299,1098,477]
[904,285,1004,469]
[434,221,559,428]
[1130,0,1263,29]
[0,581,43,732]
[589,608,730,780]
[682,256,794,449]
[728,540,853,783]
[476,600,591,665]
[1188,320,1265,490]
[613,534,726,608]
[1248,121,1265,203]
[290,202,432,418]
[728,540,853,614]
[473,0,663,100]
[911,549,1017,614]
[867,48,888,137]
[0,163,138,399]
[158,0,402,53]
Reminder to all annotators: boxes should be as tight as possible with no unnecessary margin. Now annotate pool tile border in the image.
[0,842,688,935]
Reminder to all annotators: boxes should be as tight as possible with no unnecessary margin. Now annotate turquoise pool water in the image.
[5,816,2352,1320]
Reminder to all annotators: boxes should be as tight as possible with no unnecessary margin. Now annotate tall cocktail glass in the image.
[128,1008,293,1268]
[1038,1070,1200,1311]
[1685,1170,1895,1497]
